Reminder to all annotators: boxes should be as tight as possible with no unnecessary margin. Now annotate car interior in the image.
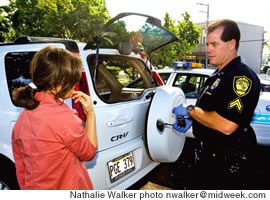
[5,51,35,106]
[88,55,156,103]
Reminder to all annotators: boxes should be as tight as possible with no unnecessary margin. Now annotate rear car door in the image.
[0,43,68,160]
[0,43,72,190]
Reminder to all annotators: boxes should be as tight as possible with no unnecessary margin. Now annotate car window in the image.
[88,55,156,103]
[5,52,36,106]
[158,73,171,84]
[173,73,208,98]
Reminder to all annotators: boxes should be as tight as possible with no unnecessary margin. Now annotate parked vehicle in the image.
[262,65,270,74]
[260,78,270,92]
[156,62,270,146]
[258,67,270,81]
[0,13,186,190]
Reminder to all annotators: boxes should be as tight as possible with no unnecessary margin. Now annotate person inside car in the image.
[172,19,260,189]
[12,46,97,190]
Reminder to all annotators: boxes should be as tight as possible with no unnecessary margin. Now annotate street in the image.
[128,138,270,190]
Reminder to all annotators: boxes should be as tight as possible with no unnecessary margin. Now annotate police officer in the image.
[172,19,261,189]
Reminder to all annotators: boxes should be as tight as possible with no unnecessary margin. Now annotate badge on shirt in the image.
[210,78,221,90]
[233,76,252,97]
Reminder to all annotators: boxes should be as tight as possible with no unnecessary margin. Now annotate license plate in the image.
[107,152,135,182]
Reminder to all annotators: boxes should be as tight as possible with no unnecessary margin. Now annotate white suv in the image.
[0,13,186,189]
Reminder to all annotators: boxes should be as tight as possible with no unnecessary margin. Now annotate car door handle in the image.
[107,117,133,127]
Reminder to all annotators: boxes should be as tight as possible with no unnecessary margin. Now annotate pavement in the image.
[128,138,270,190]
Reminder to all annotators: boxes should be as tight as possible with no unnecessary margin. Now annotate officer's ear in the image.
[229,39,236,50]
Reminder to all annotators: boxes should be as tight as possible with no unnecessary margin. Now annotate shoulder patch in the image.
[228,97,243,113]
[233,76,252,97]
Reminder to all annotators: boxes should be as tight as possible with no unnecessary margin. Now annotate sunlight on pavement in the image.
[140,182,172,190]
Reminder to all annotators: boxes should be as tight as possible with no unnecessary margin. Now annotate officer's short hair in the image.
[206,19,241,51]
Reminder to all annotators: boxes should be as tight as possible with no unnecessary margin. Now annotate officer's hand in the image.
[172,117,192,133]
[172,104,188,118]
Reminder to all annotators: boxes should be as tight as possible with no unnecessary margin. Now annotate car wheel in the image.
[0,181,10,190]
[0,155,20,190]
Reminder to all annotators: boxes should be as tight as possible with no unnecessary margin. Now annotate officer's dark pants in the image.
[192,142,257,190]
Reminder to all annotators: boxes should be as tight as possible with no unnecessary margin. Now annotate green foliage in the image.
[264,40,270,63]
[0,7,9,42]
[152,12,201,68]
[267,41,270,53]
[105,63,139,86]
[1,1,201,67]
[176,12,201,57]
[7,0,110,42]
[100,20,130,48]
[105,66,121,77]
[0,2,16,42]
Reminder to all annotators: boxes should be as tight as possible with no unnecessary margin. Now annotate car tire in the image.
[0,155,20,190]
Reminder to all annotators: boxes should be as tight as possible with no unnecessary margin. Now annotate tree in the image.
[0,7,10,42]
[0,3,15,42]
[152,12,201,68]
[8,0,110,42]
[266,40,270,63]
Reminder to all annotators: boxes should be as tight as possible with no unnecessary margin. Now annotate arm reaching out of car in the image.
[72,91,98,148]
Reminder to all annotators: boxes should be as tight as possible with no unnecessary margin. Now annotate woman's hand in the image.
[72,91,94,116]
[72,91,98,149]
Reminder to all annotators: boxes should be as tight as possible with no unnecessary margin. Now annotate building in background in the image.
[189,21,264,73]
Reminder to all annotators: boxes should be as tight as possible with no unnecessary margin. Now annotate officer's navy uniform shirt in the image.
[193,56,261,146]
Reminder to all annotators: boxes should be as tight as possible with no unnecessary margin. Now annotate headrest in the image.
[118,42,132,55]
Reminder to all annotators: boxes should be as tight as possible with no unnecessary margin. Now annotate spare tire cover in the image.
[147,86,186,163]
